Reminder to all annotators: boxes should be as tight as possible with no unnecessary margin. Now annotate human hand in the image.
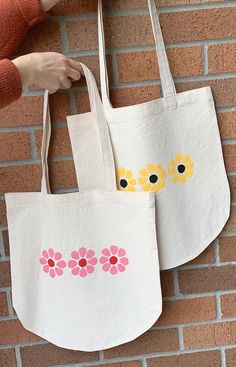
[12,52,82,94]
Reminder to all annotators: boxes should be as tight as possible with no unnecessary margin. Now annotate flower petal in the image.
[169,159,176,167]
[86,265,95,273]
[139,177,147,185]
[49,269,55,278]
[120,257,129,265]
[48,248,54,258]
[102,248,110,257]
[102,263,111,272]
[129,178,136,185]
[110,265,118,275]
[158,180,166,189]
[118,264,126,272]
[168,168,175,176]
[118,167,125,176]
[57,260,66,268]
[99,256,108,264]
[68,260,77,268]
[42,250,48,259]
[128,186,136,192]
[186,169,193,177]
[86,249,95,258]
[43,265,49,273]
[80,268,87,278]
[142,183,151,191]
[79,247,87,257]
[140,168,148,177]
[186,161,194,169]
[183,154,190,163]
[72,267,80,276]
[175,153,182,163]
[118,248,126,257]
[54,252,62,261]
[110,245,118,255]
[180,174,187,184]
[55,267,63,276]
[71,251,79,260]
[89,257,98,265]
[39,257,47,265]
[147,163,155,173]
[173,174,179,184]
[126,170,132,179]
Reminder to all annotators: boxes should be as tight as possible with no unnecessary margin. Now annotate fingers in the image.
[67,68,81,82]
[67,58,84,75]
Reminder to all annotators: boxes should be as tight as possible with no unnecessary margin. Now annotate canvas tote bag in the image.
[5,63,162,351]
[68,0,230,270]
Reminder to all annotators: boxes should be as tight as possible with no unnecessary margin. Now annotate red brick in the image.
[88,362,142,367]
[146,350,221,367]
[222,145,236,173]
[228,176,236,202]
[0,349,16,367]
[0,320,40,345]
[156,297,216,326]
[186,243,215,265]
[117,47,203,83]
[221,293,236,318]
[2,230,9,257]
[51,0,108,15]
[225,347,236,367]
[104,329,179,358]
[208,43,236,74]
[223,206,236,233]
[67,9,236,51]
[179,265,236,294]
[16,22,61,55]
[161,271,175,297]
[0,261,11,288]
[35,128,72,158]
[0,132,31,162]
[113,0,224,10]
[48,93,71,123]
[49,160,77,190]
[217,111,236,140]
[184,321,236,349]
[0,200,7,227]
[0,164,41,195]
[0,292,8,317]
[176,78,236,108]
[20,343,99,367]
[0,96,43,128]
[219,236,236,262]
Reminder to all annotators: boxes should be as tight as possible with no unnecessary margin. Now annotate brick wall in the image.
[0,0,236,366]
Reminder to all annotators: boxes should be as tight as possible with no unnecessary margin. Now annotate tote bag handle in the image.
[98,0,176,109]
[41,63,117,194]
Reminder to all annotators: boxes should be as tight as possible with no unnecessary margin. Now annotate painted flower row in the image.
[117,153,194,193]
[39,246,129,278]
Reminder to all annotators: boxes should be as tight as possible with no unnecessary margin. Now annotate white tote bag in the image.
[5,64,162,351]
[68,0,230,270]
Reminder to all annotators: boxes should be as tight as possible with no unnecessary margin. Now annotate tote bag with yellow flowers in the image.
[67,0,230,270]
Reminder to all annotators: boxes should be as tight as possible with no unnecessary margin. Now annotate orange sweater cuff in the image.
[0,59,22,109]
[14,0,49,28]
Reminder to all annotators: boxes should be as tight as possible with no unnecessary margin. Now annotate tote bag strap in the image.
[98,0,176,107]
[41,63,117,194]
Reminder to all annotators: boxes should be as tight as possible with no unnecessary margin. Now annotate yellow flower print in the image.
[138,163,167,192]
[168,153,194,184]
[117,167,137,192]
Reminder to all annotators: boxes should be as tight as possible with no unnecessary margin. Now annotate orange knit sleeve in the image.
[0,0,49,59]
[0,59,22,109]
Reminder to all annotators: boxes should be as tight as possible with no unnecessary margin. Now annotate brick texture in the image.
[20,343,99,367]
[1,1,235,366]
[0,349,17,367]
[146,350,221,367]
[184,321,236,349]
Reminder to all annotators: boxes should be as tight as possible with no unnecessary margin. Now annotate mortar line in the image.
[15,346,23,367]
[59,18,70,53]
[203,43,208,75]
[178,325,185,351]
[215,293,222,320]
[0,230,4,258]
[6,289,14,318]
[220,347,227,367]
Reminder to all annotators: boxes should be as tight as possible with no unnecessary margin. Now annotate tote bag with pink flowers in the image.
[68,0,230,270]
[5,63,162,351]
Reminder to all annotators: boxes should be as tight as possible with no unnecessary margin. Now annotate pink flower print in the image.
[39,248,66,278]
[99,246,129,275]
[68,247,98,278]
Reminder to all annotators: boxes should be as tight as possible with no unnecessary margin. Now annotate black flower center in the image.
[120,179,128,188]
[178,164,186,173]
[149,174,158,184]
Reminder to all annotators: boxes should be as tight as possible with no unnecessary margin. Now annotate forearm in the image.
[0,60,22,109]
[40,0,61,12]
